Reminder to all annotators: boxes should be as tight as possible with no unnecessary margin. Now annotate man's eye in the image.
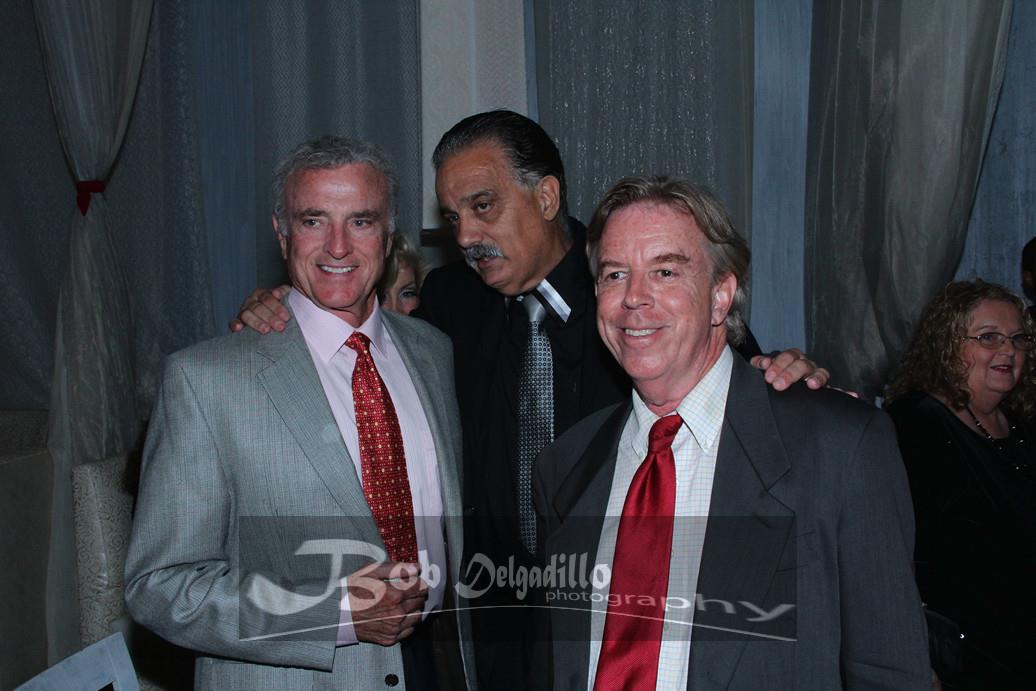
[601,271,625,283]
[658,269,675,278]
[475,201,491,212]
[352,218,370,228]
[442,214,458,226]
[302,218,319,227]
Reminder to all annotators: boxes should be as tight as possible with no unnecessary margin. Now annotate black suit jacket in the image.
[417,252,627,523]
[532,354,930,690]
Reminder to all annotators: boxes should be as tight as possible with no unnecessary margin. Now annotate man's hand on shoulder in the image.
[229,285,293,334]
[750,348,831,392]
[347,561,428,646]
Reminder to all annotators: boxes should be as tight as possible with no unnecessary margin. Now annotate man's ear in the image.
[711,273,737,327]
[274,214,288,260]
[536,175,562,222]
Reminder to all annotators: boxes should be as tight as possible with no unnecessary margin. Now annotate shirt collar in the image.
[288,290,388,362]
[523,217,592,324]
[629,346,734,455]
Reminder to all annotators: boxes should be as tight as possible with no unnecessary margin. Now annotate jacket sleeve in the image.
[837,410,931,690]
[124,354,338,671]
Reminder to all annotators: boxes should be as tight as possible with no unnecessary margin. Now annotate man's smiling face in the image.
[276,163,392,326]
[595,201,734,411]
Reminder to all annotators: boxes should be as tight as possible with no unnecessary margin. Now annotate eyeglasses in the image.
[963,332,1036,351]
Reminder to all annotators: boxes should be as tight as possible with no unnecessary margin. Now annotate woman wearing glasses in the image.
[886,279,1035,690]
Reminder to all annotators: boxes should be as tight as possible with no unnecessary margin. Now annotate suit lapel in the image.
[472,296,506,441]
[547,402,630,689]
[382,313,461,515]
[255,320,375,528]
[689,356,795,689]
[554,402,630,520]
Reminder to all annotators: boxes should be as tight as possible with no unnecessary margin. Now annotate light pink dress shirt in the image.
[289,291,446,646]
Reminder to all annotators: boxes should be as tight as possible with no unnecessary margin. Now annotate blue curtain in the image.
[190,0,423,326]
[533,0,754,236]
[954,1,1036,297]
[748,0,812,353]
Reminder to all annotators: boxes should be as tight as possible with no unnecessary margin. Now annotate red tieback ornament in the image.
[75,180,106,215]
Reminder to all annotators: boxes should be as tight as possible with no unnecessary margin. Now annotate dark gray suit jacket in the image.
[532,354,930,690]
[125,310,475,690]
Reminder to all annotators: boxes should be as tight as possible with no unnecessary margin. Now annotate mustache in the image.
[462,243,504,267]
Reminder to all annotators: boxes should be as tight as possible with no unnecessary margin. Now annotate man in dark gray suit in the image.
[533,175,930,690]
[126,136,475,689]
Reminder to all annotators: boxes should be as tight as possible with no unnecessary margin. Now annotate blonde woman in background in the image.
[379,231,425,315]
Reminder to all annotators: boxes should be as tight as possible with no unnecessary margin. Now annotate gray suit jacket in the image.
[125,310,476,690]
[532,354,930,690]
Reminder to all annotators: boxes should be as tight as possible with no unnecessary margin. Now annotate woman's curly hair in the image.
[886,279,1036,418]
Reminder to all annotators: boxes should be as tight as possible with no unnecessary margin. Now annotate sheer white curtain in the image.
[33,0,153,661]
[805,0,1012,396]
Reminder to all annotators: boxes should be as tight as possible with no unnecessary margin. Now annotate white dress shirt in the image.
[289,291,446,646]
[587,346,733,690]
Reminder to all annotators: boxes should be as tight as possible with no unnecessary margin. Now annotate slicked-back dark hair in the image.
[432,110,568,220]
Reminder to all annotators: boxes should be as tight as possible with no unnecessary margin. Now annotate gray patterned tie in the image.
[516,292,553,554]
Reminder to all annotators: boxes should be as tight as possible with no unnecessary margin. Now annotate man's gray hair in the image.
[272,135,398,236]
[586,175,751,345]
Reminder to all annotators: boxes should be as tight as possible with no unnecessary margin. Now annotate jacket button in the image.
[385,673,399,687]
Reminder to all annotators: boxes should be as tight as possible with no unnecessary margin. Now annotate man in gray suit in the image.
[532,176,930,689]
[126,136,474,690]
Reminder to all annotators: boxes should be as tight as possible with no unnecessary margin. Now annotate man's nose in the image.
[622,272,651,309]
[324,223,352,257]
[454,215,482,248]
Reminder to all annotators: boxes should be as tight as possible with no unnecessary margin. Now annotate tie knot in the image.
[345,331,371,356]
[647,414,682,453]
[520,293,547,323]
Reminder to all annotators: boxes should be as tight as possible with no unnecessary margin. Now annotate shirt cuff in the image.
[336,576,358,647]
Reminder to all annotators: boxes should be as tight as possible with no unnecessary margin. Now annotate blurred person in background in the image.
[886,279,1036,690]
[1020,237,1036,321]
[379,231,424,315]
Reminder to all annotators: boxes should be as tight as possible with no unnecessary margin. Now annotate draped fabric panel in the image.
[189,0,258,331]
[955,1,1036,297]
[249,1,423,289]
[0,2,72,411]
[805,0,1012,396]
[33,0,154,661]
[749,0,812,353]
[533,0,754,238]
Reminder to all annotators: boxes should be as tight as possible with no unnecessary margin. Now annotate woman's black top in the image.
[887,391,1035,689]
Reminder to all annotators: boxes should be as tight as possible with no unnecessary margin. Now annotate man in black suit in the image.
[232,111,830,689]
[533,175,929,689]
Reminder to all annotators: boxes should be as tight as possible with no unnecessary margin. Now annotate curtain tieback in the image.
[75,180,106,215]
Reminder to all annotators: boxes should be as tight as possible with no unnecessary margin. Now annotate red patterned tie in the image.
[594,414,682,691]
[346,332,418,564]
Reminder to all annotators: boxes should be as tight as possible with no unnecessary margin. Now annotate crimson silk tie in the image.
[346,332,418,564]
[594,414,682,691]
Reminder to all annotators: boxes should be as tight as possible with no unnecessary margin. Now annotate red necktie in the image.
[594,414,682,691]
[346,332,418,564]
